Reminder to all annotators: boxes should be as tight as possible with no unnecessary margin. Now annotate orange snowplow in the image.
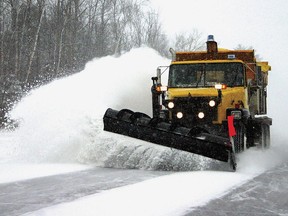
[103,35,272,170]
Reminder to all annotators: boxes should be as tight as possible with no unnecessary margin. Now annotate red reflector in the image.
[228,115,236,137]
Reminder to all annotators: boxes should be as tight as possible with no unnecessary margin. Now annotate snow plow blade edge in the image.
[103,108,232,163]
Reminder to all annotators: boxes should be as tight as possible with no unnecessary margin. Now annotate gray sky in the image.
[151,0,288,137]
[151,0,288,59]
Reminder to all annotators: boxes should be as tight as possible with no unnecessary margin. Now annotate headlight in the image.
[156,85,168,92]
[231,110,241,119]
[167,101,175,109]
[215,84,227,90]
[209,100,216,107]
[160,86,168,91]
[198,112,205,119]
[176,112,183,119]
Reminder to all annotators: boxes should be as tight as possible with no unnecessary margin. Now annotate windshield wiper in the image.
[196,70,204,88]
[230,71,244,86]
[230,73,238,86]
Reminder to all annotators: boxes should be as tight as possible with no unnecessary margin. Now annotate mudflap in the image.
[103,108,234,166]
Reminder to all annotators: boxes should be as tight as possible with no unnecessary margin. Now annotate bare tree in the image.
[234,44,253,50]
[9,0,21,75]
[173,30,205,51]
[25,0,45,83]
[0,0,4,75]
[0,0,176,126]
[234,44,261,60]
[143,10,169,56]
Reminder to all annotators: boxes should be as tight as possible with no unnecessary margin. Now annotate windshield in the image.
[168,63,244,88]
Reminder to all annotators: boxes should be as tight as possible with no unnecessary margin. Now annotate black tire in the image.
[261,124,271,149]
[230,152,237,171]
[233,121,246,153]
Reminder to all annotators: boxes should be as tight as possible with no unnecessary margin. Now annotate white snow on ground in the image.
[0,47,287,215]
[0,163,91,184]
[23,172,251,216]
[22,146,286,216]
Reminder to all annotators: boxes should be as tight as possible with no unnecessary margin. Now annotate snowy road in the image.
[1,162,288,216]
[186,162,288,216]
[0,168,168,216]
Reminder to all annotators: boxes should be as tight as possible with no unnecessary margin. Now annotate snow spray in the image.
[1,47,286,172]
[0,48,207,170]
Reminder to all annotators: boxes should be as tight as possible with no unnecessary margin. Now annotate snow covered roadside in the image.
[0,131,92,184]
[0,163,91,184]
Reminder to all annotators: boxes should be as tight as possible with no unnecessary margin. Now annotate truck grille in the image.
[170,96,218,126]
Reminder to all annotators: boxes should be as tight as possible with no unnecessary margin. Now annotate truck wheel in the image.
[261,124,270,149]
[229,151,237,171]
[234,122,246,153]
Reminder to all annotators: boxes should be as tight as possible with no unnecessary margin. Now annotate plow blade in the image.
[103,108,233,163]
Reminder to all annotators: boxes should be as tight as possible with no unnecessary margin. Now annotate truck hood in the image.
[168,87,218,99]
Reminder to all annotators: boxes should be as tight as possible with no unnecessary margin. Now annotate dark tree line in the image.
[0,0,205,127]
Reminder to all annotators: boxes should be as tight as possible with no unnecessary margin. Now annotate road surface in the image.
[1,163,288,216]
[0,168,168,216]
[185,162,288,216]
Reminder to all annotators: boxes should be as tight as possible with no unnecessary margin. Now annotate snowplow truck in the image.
[103,35,272,170]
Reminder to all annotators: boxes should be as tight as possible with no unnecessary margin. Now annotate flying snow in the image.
[0,48,215,170]
[1,47,287,172]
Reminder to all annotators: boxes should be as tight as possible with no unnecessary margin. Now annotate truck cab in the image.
[152,35,271,151]
[166,60,247,127]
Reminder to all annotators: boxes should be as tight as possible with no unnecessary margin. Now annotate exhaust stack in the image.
[206,35,218,53]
